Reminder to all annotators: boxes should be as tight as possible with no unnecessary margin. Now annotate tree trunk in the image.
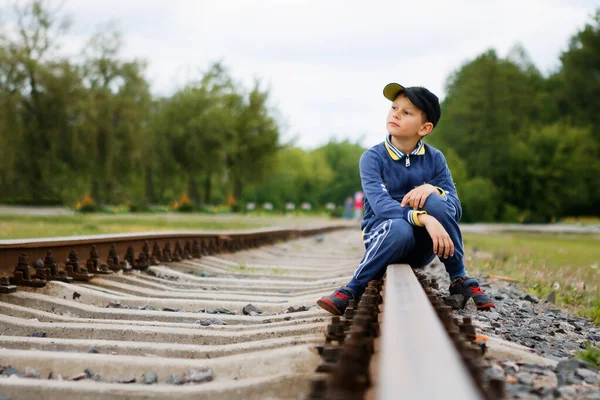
[91,178,100,205]
[188,173,200,205]
[234,177,243,203]
[203,171,212,205]
[145,166,156,204]
[105,181,113,205]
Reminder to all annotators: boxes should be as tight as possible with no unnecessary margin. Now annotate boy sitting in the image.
[317,83,496,315]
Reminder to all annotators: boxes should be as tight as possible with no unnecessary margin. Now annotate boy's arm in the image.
[416,213,454,258]
[360,151,422,226]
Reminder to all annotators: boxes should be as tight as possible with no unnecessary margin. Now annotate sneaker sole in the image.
[316,298,342,316]
[476,303,496,310]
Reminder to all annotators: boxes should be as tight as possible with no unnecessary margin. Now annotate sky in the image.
[5,0,599,148]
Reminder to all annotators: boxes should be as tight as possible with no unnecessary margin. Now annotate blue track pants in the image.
[347,195,466,296]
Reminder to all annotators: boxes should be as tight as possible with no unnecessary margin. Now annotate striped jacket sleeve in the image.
[359,150,418,225]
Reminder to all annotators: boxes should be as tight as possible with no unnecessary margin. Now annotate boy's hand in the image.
[418,214,454,259]
[401,184,437,209]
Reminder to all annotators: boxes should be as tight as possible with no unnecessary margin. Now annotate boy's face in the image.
[386,94,432,139]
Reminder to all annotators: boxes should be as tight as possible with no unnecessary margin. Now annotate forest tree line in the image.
[0,1,598,222]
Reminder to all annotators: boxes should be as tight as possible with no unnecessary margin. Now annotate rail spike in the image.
[192,239,202,258]
[172,240,183,262]
[150,241,162,265]
[87,245,112,274]
[183,240,193,259]
[0,274,17,293]
[40,250,73,283]
[64,249,94,281]
[9,253,46,287]
[106,244,121,272]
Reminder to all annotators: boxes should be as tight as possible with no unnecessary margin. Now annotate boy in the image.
[317,83,496,315]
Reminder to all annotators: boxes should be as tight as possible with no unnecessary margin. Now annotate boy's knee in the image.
[387,219,415,248]
[422,195,453,220]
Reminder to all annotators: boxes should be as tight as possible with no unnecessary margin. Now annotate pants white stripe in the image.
[353,219,392,280]
[363,219,390,244]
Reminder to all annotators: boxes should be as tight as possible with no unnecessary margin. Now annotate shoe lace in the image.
[468,286,485,296]
[453,277,486,297]
[333,291,350,300]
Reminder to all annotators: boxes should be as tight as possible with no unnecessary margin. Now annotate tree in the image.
[246,146,334,208]
[313,139,364,206]
[152,63,233,205]
[225,81,280,206]
[459,177,498,222]
[0,0,85,203]
[508,123,599,221]
[432,47,555,218]
[81,28,151,205]
[557,9,600,139]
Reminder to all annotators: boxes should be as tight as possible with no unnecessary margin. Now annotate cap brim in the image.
[383,83,405,101]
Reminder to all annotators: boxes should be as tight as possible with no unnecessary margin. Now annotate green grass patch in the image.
[463,232,600,324]
[270,267,286,275]
[0,214,266,240]
[235,263,247,271]
[233,263,257,274]
[574,343,600,369]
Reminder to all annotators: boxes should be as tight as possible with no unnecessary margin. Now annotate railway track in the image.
[0,225,503,399]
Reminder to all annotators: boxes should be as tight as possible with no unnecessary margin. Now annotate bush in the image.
[74,194,96,213]
[3,197,63,206]
[500,204,522,223]
[129,203,150,213]
[172,193,194,212]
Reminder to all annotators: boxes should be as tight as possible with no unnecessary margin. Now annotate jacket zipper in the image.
[405,155,410,167]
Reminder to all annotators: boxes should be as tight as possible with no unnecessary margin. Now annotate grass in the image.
[235,263,247,271]
[575,343,600,369]
[463,232,600,324]
[270,267,286,275]
[0,214,267,240]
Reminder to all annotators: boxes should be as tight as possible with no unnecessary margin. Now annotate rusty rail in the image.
[0,226,347,287]
[377,265,483,399]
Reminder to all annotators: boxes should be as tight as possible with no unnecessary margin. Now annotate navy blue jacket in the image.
[360,136,462,233]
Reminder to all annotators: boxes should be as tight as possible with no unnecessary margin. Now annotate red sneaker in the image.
[317,286,354,315]
[449,276,496,310]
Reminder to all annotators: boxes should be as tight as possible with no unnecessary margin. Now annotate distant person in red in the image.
[353,192,364,220]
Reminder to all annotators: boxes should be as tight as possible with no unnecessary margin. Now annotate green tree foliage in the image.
[313,139,364,206]
[0,0,83,203]
[430,11,600,221]
[558,10,600,139]
[459,177,497,222]
[151,63,233,205]
[225,81,280,205]
[245,146,334,209]
[434,48,543,187]
[509,123,599,220]
[81,28,152,205]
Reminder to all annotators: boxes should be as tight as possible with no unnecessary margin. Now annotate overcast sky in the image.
[6,0,599,148]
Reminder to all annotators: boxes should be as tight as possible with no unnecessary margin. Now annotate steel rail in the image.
[377,264,483,400]
[0,225,349,276]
